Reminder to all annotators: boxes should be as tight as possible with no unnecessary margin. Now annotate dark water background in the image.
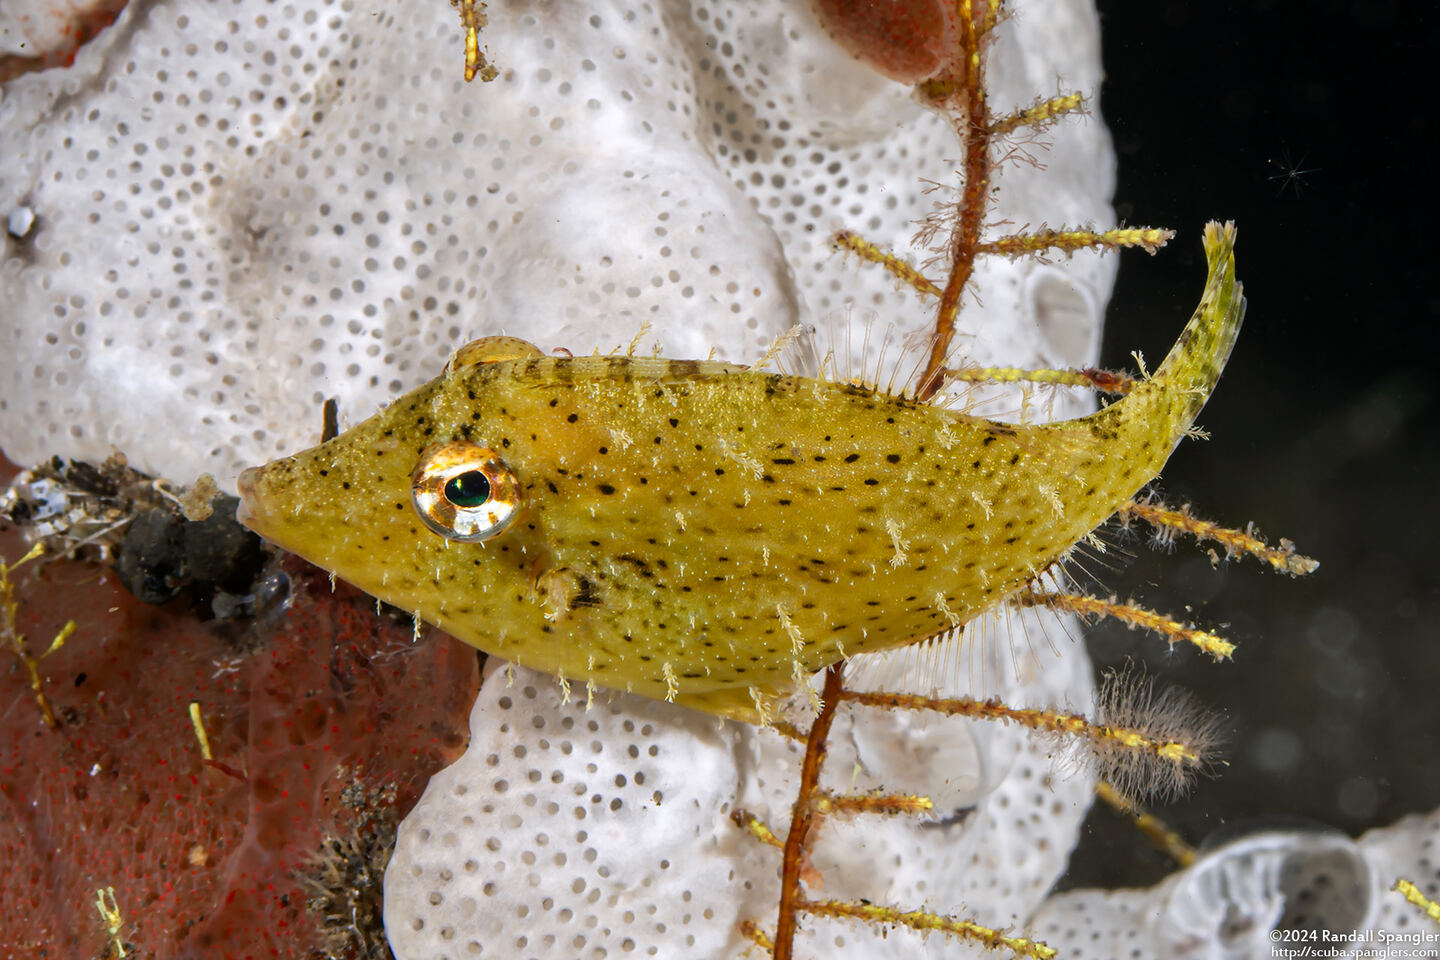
[1062,0,1440,889]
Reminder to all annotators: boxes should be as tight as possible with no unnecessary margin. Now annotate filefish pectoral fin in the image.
[534,566,607,620]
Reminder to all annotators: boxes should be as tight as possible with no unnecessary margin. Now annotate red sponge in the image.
[809,0,960,84]
[0,520,478,958]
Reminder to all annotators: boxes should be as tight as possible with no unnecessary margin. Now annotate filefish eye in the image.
[444,470,491,507]
[411,441,522,542]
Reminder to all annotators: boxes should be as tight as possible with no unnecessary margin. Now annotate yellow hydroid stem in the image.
[832,231,943,299]
[738,920,775,951]
[1020,590,1236,661]
[1119,500,1319,576]
[42,619,76,658]
[989,92,1086,137]
[2,543,75,730]
[978,226,1173,259]
[943,364,1136,395]
[975,0,1003,37]
[842,689,1205,778]
[730,809,784,850]
[768,720,808,744]
[1394,878,1440,927]
[95,887,128,958]
[814,791,935,817]
[1094,780,1196,867]
[454,0,498,83]
[803,900,1055,959]
[189,702,214,761]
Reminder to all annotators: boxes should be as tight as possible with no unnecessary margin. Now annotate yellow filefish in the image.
[238,222,1243,721]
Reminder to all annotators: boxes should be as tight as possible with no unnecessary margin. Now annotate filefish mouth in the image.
[235,460,309,560]
[234,465,265,534]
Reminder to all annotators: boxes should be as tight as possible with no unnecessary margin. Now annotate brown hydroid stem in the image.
[916,0,991,401]
[773,665,846,960]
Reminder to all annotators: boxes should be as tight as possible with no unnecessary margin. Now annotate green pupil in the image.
[444,471,491,508]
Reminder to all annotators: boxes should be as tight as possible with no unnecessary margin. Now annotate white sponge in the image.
[0,0,1114,488]
[1031,806,1440,958]
[385,611,1098,959]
